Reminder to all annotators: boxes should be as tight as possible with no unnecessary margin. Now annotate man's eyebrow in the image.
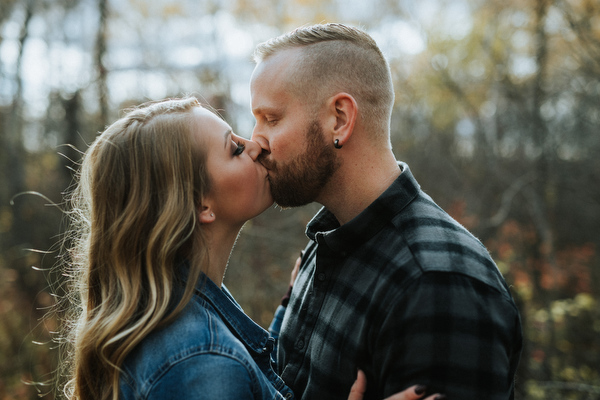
[252,106,279,116]
[223,129,232,149]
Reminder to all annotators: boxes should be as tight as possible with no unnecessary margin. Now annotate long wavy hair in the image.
[60,97,211,400]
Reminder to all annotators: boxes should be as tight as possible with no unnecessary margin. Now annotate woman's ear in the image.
[326,92,357,148]
[198,204,215,224]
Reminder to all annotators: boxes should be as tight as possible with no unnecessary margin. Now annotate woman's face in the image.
[193,107,273,225]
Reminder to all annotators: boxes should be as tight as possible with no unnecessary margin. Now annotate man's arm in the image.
[373,271,522,400]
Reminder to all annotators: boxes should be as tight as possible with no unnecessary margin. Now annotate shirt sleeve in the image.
[148,353,256,399]
[373,271,522,400]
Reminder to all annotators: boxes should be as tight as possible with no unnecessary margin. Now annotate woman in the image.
[60,97,442,400]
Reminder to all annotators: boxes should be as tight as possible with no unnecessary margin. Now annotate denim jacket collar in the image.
[191,270,273,355]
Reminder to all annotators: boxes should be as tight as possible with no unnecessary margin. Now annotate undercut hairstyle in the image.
[59,97,211,400]
[253,23,395,144]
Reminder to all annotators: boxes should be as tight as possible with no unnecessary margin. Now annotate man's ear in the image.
[198,204,215,224]
[326,93,357,148]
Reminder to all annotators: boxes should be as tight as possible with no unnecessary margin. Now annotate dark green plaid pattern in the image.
[276,163,522,400]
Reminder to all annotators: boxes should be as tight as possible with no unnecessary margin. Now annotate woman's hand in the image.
[347,370,445,400]
[289,251,302,286]
[281,251,303,308]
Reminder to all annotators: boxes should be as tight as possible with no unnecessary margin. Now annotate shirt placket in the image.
[295,235,341,391]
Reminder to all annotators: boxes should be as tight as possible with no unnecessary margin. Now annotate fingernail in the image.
[434,395,447,400]
[414,385,427,395]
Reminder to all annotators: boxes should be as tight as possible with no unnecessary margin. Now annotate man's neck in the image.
[318,149,401,225]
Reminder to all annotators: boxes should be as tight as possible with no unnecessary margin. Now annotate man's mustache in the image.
[257,153,276,170]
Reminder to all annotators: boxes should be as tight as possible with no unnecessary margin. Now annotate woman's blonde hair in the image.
[60,97,210,400]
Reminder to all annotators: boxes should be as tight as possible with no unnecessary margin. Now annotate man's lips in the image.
[257,155,275,171]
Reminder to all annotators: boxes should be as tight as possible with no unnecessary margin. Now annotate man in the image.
[251,23,522,400]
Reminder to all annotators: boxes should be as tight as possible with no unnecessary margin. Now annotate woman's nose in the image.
[245,139,263,161]
[251,130,270,154]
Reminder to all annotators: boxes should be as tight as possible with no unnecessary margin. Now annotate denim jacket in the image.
[119,273,294,400]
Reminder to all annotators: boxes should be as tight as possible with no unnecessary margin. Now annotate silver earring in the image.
[210,213,214,217]
[334,139,343,149]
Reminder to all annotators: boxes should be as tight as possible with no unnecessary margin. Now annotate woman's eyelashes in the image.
[232,140,245,156]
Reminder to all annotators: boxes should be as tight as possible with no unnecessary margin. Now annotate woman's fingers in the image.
[347,370,367,400]
[383,385,446,400]
[384,385,425,400]
[347,371,447,400]
[289,250,303,286]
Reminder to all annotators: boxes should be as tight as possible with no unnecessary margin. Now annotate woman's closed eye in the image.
[233,141,245,156]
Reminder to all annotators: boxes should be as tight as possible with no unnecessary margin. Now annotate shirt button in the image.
[317,272,326,281]
[296,339,304,349]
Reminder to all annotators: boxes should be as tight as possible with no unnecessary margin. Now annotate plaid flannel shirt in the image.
[274,162,522,400]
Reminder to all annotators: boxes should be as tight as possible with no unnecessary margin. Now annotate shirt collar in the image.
[306,162,420,255]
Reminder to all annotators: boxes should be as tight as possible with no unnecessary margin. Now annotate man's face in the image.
[250,49,339,207]
[258,119,338,208]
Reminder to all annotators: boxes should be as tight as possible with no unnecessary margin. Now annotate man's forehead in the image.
[251,66,293,105]
[253,48,302,82]
[251,94,287,115]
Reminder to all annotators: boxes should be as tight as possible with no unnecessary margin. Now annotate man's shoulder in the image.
[375,192,509,294]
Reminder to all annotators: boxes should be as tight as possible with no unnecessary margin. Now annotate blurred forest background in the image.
[1,0,599,398]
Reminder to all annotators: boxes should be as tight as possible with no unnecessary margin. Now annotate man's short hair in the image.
[253,23,395,140]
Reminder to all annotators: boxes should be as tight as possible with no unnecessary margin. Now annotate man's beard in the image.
[259,120,340,208]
